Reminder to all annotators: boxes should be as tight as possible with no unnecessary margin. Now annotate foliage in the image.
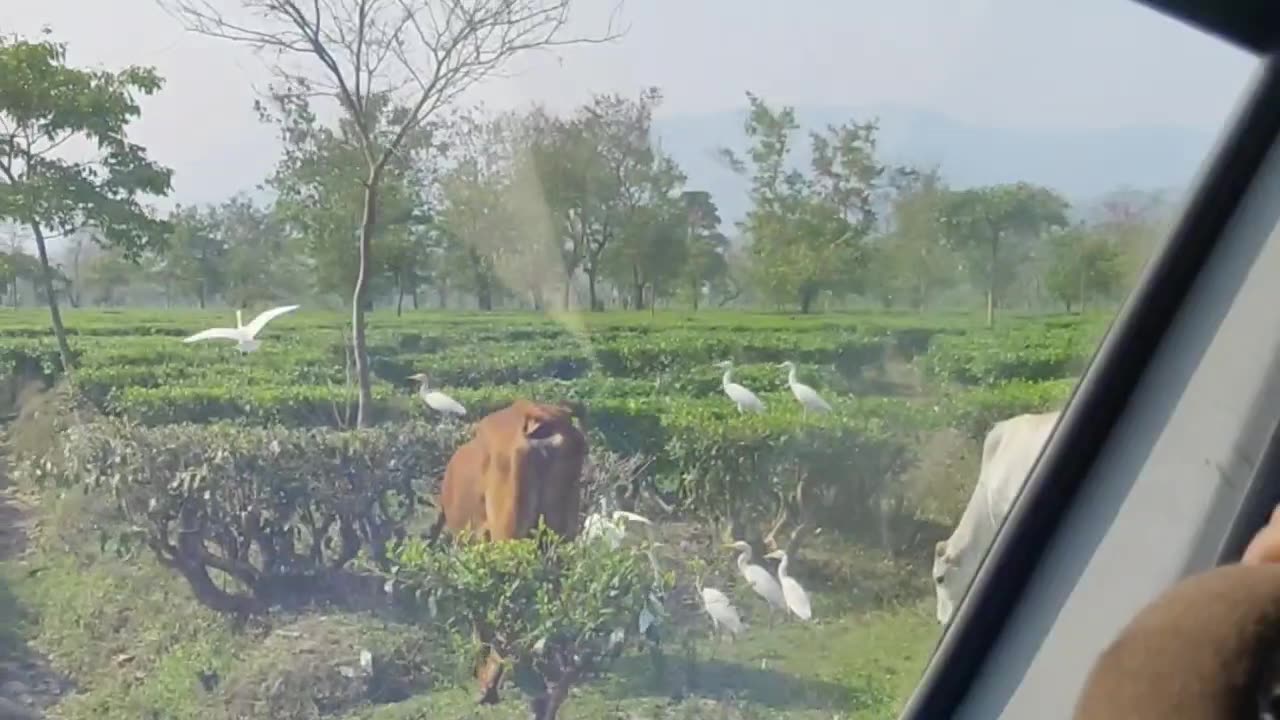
[939,182,1071,327]
[722,93,897,313]
[0,31,173,368]
[1044,224,1126,313]
[22,419,466,614]
[389,529,663,719]
[867,167,959,311]
[921,323,1103,386]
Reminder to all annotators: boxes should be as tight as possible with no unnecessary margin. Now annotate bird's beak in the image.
[408,373,425,381]
[721,542,737,549]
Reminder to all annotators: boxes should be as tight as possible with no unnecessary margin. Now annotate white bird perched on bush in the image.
[725,540,787,626]
[407,373,467,417]
[778,360,832,417]
[583,509,653,550]
[714,360,765,413]
[764,549,813,621]
[182,304,300,353]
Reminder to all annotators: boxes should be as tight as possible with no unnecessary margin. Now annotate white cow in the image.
[933,410,1062,625]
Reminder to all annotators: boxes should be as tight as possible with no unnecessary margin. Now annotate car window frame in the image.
[900,34,1280,720]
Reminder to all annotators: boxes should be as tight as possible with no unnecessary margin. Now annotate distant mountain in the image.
[653,104,1217,230]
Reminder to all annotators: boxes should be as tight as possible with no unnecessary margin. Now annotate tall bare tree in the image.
[159,0,622,426]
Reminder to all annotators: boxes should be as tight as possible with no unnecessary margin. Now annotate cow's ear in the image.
[523,414,553,440]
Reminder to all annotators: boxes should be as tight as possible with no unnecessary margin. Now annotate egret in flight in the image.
[778,360,832,417]
[183,304,300,353]
[407,373,467,418]
[725,540,787,626]
[764,549,813,621]
[714,360,765,413]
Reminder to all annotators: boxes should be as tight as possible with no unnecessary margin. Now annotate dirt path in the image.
[0,438,73,719]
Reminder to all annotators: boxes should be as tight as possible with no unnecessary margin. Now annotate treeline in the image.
[0,52,1171,324]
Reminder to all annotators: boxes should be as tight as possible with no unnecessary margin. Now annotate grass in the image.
[0,306,1092,719]
[0,478,946,720]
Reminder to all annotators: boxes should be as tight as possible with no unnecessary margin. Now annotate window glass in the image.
[0,1,1256,718]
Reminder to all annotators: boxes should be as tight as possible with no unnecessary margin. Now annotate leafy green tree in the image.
[262,92,431,306]
[868,167,958,310]
[438,112,517,311]
[572,87,674,311]
[940,182,1070,327]
[677,191,729,310]
[391,530,664,720]
[164,0,618,427]
[721,94,888,313]
[1045,224,1125,312]
[214,194,299,309]
[1093,188,1172,288]
[81,248,139,306]
[498,106,589,310]
[603,145,687,311]
[155,205,226,307]
[0,32,172,370]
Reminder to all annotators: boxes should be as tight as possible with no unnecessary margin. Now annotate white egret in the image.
[725,540,787,626]
[778,360,832,417]
[582,508,653,550]
[714,360,765,413]
[582,495,620,548]
[406,373,467,417]
[764,549,813,621]
[182,304,300,353]
[698,583,745,641]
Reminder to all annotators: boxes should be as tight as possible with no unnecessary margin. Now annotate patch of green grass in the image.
[340,603,937,720]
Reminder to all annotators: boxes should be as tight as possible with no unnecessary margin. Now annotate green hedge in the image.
[21,418,468,614]
[921,323,1108,385]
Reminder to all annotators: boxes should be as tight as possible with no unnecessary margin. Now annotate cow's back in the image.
[934,409,1062,624]
[470,399,587,541]
[440,438,488,535]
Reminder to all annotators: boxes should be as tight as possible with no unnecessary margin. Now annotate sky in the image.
[0,0,1260,209]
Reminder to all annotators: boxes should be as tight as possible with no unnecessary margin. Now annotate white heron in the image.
[764,549,813,621]
[778,360,832,417]
[406,373,467,417]
[182,304,300,353]
[725,540,788,626]
[583,508,653,550]
[714,360,765,414]
[697,582,745,642]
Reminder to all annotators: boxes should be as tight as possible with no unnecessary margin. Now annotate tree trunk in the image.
[28,222,74,373]
[691,278,700,311]
[396,273,405,317]
[986,236,999,328]
[536,666,580,720]
[1078,267,1086,314]
[561,281,571,311]
[631,265,645,310]
[799,285,818,314]
[352,179,378,428]
[586,268,600,312]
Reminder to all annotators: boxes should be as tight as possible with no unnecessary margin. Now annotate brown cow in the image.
[426,399,588,704]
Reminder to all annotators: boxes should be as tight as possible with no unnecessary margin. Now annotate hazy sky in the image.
[0,0,1259,207]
